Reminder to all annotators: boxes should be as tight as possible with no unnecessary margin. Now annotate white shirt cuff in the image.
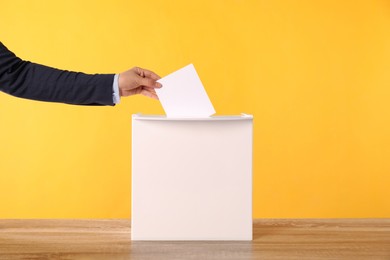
[113,74,120,104]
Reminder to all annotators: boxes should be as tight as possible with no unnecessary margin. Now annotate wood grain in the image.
[0,219,389,259]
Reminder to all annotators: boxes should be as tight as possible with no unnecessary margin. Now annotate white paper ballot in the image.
[156,64,215,118]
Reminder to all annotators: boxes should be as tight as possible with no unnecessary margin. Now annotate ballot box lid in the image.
[132,113,253,121]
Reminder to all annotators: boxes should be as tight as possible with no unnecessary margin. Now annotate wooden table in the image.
[0,219,389,259]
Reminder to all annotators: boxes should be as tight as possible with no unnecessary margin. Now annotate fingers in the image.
[121,86,159,100]
[119,67,161,100]
[135,67,161,81]
[138,75,162,89]
[141,86,159,100]
[141,89,159,100]
[135,67,162,88]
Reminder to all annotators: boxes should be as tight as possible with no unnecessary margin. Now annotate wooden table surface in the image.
[0,219,389,260]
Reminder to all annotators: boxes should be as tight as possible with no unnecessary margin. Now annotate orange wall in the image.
[0,0,390,218]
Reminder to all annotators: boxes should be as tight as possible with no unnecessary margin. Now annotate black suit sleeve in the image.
[0,42,115,105]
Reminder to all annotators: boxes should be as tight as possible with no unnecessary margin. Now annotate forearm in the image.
[0,42,115,105]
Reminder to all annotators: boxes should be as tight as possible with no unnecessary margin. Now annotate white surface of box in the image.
[131,114,253,240]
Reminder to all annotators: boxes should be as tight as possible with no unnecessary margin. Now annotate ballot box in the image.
[131,114,253,240]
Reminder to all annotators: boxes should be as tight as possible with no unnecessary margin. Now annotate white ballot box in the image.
[131,114,253,240]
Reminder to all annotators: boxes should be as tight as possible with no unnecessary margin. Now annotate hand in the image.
[118,67,162,100]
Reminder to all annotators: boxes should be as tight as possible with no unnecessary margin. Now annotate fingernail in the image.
[156,82,162,88]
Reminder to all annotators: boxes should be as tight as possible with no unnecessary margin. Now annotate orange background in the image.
[1,0,390,218]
